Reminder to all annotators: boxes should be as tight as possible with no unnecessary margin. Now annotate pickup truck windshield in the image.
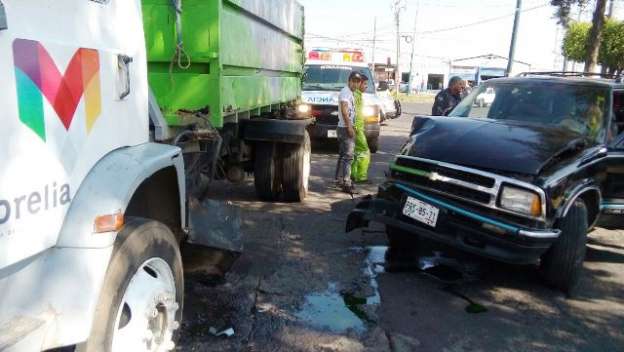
[450,82,610,142]
[303,65,375,94]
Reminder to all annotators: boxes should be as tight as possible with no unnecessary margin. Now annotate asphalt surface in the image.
[178,103,624,352]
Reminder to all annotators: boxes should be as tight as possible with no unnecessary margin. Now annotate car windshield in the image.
[303,65,375,94]
[449,81,610,142]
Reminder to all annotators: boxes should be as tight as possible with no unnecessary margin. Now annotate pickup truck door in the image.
[0,0,148,269]
[601,90,624,220]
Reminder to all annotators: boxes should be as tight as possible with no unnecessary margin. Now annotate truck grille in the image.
[311,105,339,125]
[390,156,547,221]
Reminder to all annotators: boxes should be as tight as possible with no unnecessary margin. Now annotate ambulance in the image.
[302,49,382,153]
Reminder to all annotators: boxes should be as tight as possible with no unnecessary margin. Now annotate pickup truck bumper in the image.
[346,181,560,265]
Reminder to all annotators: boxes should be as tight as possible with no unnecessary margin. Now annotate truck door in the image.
[0,0,148,269]
[601,90,624,223]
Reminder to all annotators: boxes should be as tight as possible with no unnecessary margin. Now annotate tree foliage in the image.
[563,19,624,74]
[552,0,608,72]
[563,21,591,61]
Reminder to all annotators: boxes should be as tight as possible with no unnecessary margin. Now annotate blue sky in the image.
[299,0,622,70]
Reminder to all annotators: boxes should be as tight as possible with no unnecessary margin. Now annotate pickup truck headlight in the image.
[499,186,542,217]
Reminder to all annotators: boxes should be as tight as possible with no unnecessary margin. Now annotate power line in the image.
[417,3,548,36]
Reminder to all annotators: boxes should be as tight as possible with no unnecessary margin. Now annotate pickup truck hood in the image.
[404,116,586,176]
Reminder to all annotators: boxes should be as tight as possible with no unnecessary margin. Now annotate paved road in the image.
[178,103,624,352]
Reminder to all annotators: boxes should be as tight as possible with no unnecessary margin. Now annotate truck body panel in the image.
[0,0,148,269]
[142,0,305,128]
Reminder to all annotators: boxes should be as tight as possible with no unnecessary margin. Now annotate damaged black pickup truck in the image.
[347,73,624,294]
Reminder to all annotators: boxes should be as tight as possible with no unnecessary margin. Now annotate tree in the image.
[563,21,591,62]
[551,0,608,72]
[562,19,624,74]
[599,20,624,74]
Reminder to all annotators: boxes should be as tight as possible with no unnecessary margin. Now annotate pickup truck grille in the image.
[390,156,547,222]
[311,105,339,125]
[395,157,495,188]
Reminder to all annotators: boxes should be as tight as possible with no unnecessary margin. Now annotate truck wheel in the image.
[254,142,281,201]
[539,200,588,296]
[81,218,183,352]
[368,136,379,154]
[280,131,311,202]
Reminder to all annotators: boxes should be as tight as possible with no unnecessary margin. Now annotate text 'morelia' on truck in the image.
[302,48,385,153]
[0,0,307,351]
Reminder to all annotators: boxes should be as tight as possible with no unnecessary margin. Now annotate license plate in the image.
[402,197,439,227]
[327,130,337,138]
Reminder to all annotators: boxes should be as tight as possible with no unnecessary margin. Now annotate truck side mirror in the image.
[377,81,389,92]
[0,1,8,31]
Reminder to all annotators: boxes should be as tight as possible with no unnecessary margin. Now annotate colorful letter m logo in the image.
[13,39,102,142]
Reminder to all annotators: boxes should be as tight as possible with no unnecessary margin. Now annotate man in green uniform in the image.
[351,74,371,183]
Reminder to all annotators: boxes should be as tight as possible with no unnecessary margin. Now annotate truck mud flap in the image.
[183,198,243,276]
[243,118,313,144]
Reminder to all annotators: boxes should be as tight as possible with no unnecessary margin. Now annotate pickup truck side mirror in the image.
[377,81,389,92]
[0,1,8,31]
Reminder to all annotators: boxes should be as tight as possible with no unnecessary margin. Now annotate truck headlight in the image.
[499,186,542,217]
[297,104,311,114]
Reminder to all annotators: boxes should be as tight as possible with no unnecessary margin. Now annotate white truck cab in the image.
[302,49,383,152]
[0,1,188,350]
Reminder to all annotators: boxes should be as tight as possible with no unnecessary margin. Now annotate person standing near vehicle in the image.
[432,76,466,116]
[335,71,362,193]
[351,74,371,183]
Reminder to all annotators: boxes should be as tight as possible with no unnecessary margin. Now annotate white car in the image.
[377,81,401,120]
[475,87,496,107]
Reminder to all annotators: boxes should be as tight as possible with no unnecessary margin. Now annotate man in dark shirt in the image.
[432,76,466,116]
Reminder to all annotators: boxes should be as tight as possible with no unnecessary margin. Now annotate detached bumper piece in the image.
[346,182,560,265]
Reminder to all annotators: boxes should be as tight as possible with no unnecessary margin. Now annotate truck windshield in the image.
[303,65,375,94]
[449,82,610,142]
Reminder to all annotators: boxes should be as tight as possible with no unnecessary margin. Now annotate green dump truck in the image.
[143,0,311,202]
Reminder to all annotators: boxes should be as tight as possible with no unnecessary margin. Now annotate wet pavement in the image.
[177,103,624,352]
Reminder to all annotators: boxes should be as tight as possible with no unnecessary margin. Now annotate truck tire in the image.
[368,136,379,154]
[80,218,184,352]
[280,131,311,202]
[254,142,281,201]
[539,200,588,296]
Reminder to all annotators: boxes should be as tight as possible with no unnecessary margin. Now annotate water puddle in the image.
[295,245,486,334]
[295,282,366,334]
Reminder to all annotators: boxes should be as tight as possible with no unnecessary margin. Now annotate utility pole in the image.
[607,0,615,18]
[506,0,522,76]
[407,0,420,95]
[372,17,377,71]
[393,0,404,99]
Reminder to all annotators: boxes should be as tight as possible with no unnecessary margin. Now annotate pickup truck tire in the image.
[386,225,418,249]
[80,218,184,352]
[280,131,311,202]
[254,142,281,201]
[539,200,588,296]
[368,137,379,154]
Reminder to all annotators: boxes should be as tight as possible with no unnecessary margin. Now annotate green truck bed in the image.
[142,0,305,128]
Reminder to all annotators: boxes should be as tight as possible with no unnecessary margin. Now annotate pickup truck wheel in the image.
[395,100,402,117]
[280,131,311,202]
[386,225,418,249]
[539,200,588,296]
[81,218,183,352]
[367,136,379,154]
[254,142,281,201]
